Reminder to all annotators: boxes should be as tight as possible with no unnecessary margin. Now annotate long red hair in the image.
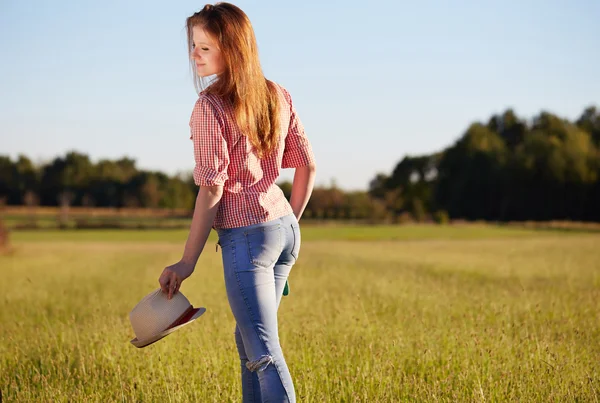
[186,3,280,158]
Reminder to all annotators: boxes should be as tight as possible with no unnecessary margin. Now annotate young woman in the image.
[158,3,316,402]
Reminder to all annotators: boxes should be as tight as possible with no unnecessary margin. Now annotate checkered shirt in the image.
[189,83,315,229]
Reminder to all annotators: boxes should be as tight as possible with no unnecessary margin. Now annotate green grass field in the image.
[1,225,599,402]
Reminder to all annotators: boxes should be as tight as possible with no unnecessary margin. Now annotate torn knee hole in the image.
[245,355,273,372]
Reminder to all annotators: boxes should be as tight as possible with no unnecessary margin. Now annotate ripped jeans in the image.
[217,213,299,403]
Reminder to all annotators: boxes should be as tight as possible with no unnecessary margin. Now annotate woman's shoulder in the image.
[195,91,223,107]
[268,80,293,106]
[189,93,228,131]
[191,92,228,118]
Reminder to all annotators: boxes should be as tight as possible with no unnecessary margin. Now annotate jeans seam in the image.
[290,224,298,261]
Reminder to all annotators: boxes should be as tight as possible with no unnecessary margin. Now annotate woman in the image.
[158,3,316,402]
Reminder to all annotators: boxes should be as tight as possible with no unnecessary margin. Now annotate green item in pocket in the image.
[283,280,290,296]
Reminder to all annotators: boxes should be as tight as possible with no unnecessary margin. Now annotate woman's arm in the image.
[159,185,223,299]
[289,162,317,221]
[181,185,223,264]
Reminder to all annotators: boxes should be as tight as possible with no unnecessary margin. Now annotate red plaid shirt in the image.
[190,83,315,229]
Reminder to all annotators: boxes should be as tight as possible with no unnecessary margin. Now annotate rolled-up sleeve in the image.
[189,96,229,186]
[281,89,315,169]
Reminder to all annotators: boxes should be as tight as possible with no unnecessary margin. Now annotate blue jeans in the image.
[217,213,300,403]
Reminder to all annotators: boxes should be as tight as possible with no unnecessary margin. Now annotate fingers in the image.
[159,271,169,295]
[168,273,178,300]
[159,267,183,300]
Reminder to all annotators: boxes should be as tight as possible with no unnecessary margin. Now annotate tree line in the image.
[1,105,599,222]
[369,106,600,222]
[0,154,196,210]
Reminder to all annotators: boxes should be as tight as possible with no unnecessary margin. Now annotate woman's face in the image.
[191,26,225,77]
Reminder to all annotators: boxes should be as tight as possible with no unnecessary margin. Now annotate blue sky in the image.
[1,0,599,190]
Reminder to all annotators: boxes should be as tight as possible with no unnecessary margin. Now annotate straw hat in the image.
[129,288,206,348]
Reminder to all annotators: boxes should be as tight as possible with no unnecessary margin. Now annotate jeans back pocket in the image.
[244,224,282,268]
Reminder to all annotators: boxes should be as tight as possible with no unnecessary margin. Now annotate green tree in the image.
[576,106,600,147]
[435,123,508,220]
[515,114,597,220]
[14,155,38,204]
[0,156,15,203]
[487,109,527,150]
[39,151,94,206]
[368,173,390,199]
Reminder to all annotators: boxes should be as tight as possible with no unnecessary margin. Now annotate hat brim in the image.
[130,307,206,348]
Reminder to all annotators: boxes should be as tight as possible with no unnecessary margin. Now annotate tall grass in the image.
[1,226,599,401]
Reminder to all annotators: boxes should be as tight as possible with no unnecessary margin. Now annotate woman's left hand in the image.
[159,260,195,299]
